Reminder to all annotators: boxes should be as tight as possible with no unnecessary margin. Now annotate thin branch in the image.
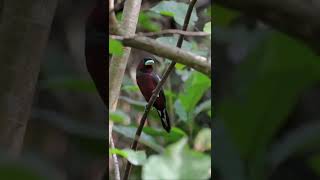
[110,35,211,77]
[110,135,121,180]
[122,1,199,180]
[111,29,209,38]
[108,0,121,179]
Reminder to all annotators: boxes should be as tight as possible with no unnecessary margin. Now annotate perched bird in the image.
[136,57,171,132]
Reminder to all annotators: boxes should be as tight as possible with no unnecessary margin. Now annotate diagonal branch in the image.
[110,35,211,76]
[122,0,200,179]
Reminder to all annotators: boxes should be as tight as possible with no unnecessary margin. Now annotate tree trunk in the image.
[0,0,57,157]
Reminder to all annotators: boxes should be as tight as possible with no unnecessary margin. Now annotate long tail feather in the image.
[157,109,171,132]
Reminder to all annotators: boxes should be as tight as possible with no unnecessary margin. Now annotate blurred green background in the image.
[214,4,320,180]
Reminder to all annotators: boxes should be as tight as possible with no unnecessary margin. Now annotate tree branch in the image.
[110,35,211,77]
[122,0,199,179]
[108,0,141,179]
[111,29,210,38]
[215,0,320,54]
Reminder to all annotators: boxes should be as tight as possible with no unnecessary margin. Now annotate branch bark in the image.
[122,0,199,179]
[111,29,210,37]
[215,0,320,54]
[112,35,211,77]
[0,0,57,157]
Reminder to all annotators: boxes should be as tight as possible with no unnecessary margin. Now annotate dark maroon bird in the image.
[85,0,107,107]
[136,57,171,132]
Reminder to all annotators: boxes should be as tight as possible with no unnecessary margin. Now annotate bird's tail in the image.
[157,109,171,133]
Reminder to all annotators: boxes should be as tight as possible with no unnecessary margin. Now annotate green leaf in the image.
[109,148,147,166]
[150,1,198,27]
[142,138,211,180]
[109,39,124,56]
[123,149,147,166]
[218,31,320,179]
[207,110,211,118]
[194,100,211,117]
[159,11,174,17]
[203,22,211,33]
[117,96,160,120]
[109,110,130,124]
[175,63,186,70]
[138,11,161,32]
[175,71,211,122]
[194,128,211,152]
[109,148,128,157]
[113,125,164,153]
[174,100,188,122]
[204,22,211,40]
[164,90,176,99]
[142,127,187,143]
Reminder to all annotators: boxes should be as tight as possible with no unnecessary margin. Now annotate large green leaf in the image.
[175,71,211,122]
[138,11,161,32]
[110,148,147,166]
[219,31,320,179]
[142,138,211,180]
[142,127,187,143]
[150,1,198,27]
[113,125,164,153]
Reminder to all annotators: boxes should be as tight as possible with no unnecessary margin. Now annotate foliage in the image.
[142,138,211,180]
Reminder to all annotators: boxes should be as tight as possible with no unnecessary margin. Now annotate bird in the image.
[136,57,171,132]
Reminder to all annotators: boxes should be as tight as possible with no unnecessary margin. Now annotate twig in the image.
[122,1,199,180]
[110,135,121,180]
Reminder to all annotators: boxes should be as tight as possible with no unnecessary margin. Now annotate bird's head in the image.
[137,57,157,72]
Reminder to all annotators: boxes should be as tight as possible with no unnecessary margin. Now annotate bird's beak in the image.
[144,59,155,65]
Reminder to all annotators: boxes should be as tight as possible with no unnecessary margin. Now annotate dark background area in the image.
[0,0,106,179]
